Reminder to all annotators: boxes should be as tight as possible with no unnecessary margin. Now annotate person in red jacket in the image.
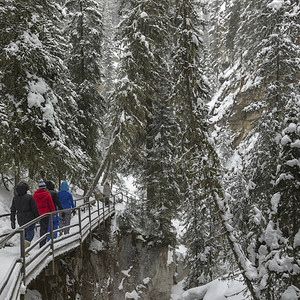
[33,179,56,247]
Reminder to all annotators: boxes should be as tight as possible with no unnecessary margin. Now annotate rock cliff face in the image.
[27,220,175,299]
[228,88,264,148]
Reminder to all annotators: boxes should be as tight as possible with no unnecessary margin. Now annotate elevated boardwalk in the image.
[0,192,134,300]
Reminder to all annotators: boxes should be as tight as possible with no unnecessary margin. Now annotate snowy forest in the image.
[0,0,299,299]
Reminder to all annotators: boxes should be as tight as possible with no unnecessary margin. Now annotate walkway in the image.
[0,192,131,300]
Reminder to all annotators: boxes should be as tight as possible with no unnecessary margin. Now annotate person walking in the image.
[103,181,111,207]
[33,179,56,247]
[46,180,62,240]
[57,181,75,234]
[10,182,39,250]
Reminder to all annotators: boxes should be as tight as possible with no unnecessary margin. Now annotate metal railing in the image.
[0,191,130,300]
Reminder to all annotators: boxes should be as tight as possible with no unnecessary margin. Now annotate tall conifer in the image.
[65,0,105,190]
[0,0,84,185]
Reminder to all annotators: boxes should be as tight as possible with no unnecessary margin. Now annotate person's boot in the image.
[25,240,31,257]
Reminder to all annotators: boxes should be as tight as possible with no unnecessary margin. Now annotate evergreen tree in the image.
[220,1,300,297]
[258,4,300,295]
[101,0,119,102]
[273,106,300,294]
[207,0,229,90]
[137,98,181,245]
[171,0,227,288]
[0,0,85,185]
[110,0,172,181]
[108,0,181,243]
[65,0,105,191]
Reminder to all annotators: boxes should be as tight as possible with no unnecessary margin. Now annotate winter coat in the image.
[33,188,56,216]
[10,182,39,226]
[57,181,75,210]
[103,184,111,198]
[45,181,63,211]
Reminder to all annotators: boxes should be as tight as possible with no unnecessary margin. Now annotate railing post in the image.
[49,213,55,275]
[102,201,105,229]
[88,203,92,240]
[78,207,83,258]
[97,198,101,230]
[20,229,26,277]
[20,229,26,299]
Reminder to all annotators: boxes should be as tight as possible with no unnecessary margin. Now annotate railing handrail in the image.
[0,192,131,300]
[0,213,10,218]
[0,192,112,247]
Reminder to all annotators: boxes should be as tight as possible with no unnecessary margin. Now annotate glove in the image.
[11,221,16,229]
[72,210,76,216]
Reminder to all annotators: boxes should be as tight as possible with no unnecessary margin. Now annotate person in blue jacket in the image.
[57,181,75,234]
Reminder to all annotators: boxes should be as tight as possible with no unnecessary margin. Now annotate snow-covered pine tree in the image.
[108,0,156,172]
[207,0,228,90]
[0,0,85,185]
[64,0,105,191]
[218,1,300,298]
[107,0,182,243]
[100,0,119,102]
[110,0,172,180]
[171,0,228,289]
[274,101,300,294]
[249,2,300,298]
[137,97,181,245]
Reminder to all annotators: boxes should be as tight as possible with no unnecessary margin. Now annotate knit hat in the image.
[38,179,47,189]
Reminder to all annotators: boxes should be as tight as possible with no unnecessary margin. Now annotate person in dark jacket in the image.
[103,181,111,206]
[33,179,55,247]
[45,180,62,240]
[57,181,75,234]
[45,181,62,211]
[10,182,39,249]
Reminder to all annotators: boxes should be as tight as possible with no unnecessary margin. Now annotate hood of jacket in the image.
[15,182,29,196]
[45,180,55,191]
[60,181,69,192]
[33,188,50,200]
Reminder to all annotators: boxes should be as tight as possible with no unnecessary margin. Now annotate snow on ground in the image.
[170,218,249,300]
[171,275,248,300]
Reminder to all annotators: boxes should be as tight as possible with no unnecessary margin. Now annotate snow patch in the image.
[122,266,133,277]
[281,135,292,145]
[143,277,151,285]
[136,235,146,242]
[140,12,148,18]
[281,285,300,300]
[285,159,299,167]
[265,222,279,249]
[89,238,105,253]
[271,193,280,213]
[177,274,249,300]
[284,123,297,133]
[294,230,300,248]
[167,249,174,266]
[267,0,284,10]
[125,290,140,299]
[118,277,125,290]
[291,139,300,148]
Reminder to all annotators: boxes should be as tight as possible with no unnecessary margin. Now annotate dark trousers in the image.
[47,215,59,241]
[24,223,35,242]
[59,211,72,234]
[40,216,49,248]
